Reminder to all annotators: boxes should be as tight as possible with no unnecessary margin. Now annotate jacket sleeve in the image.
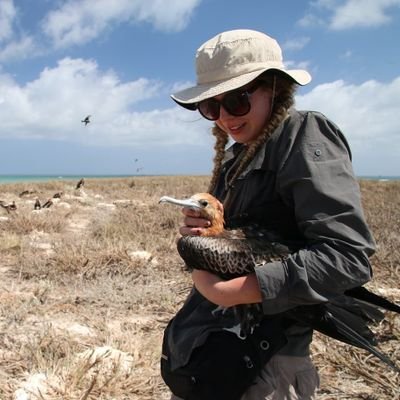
[255,111,376,315]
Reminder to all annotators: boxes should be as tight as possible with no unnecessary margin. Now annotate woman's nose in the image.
[218,105,231,120]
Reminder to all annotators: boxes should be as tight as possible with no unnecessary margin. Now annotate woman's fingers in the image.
[179,226,203,236]
[181,207,200,218]
[184,216,210,228]
[179,206,210,236]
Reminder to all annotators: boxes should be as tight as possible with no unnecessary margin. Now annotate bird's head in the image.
[159,192,224,236]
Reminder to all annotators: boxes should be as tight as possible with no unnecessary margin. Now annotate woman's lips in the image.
[228,122,245,132]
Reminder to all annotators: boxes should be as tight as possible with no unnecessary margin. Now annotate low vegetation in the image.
[0,176,399,399]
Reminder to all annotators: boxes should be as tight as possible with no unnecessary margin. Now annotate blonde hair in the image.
[207,72,297,193]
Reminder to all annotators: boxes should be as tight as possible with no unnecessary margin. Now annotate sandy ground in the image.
[0,177,399,399]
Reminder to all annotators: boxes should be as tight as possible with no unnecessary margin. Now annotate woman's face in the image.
[215,83,273,144]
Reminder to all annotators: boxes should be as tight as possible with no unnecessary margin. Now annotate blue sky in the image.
[0,0,399,177]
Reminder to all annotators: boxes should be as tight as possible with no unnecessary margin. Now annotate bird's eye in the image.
[199,200,208,207]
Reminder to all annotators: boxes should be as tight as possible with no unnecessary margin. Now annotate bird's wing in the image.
[177,235,293,280]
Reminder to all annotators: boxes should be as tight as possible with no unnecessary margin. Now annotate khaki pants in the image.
[170,354,319,400]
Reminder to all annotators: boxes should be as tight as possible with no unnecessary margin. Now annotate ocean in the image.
[358,176,400,181]
[0,174,399,185]
[0,175,134,185]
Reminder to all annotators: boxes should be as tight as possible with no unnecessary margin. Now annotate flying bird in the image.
[81,115,91,126]
[159,193,400,372]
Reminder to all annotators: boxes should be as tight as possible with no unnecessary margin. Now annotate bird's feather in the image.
[177,231,297,279]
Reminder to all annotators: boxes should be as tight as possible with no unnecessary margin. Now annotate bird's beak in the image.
[159,196,202,211]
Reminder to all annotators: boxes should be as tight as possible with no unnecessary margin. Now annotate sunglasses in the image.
[197,81,262,121]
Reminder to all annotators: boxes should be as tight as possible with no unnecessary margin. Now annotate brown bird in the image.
[34,198,41,210]
[76,178,85,190]
[42,199,53,209]
[159,193,299,279]
[53,192,63,199]
[0,200,17,213]
[19,190,36,198]
[160,193,400,372]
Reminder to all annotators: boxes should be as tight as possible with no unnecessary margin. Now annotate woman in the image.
[167,29,375,399]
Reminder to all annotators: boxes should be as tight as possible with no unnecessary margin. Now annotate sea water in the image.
[0,175,134,185]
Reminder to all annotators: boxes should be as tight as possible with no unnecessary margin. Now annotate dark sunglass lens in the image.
[198,84,257,120]
[198,99,220,120]
[223,91,250,116]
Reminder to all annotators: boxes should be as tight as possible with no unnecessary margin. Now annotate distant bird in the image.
[76,178,85,190]
[81,115,91,126]
[159,193,400,372]
[19,190,36,198]
[0,200,17,213]
[34,198,41,210]
[53,192,63,199]
[42,199,53,209]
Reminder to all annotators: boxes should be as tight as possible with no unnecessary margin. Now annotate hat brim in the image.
[171,68,311,110]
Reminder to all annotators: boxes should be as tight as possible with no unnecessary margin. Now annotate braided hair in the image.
[207,72,297,193]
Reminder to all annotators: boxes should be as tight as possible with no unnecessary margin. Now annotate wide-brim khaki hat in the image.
[171,29,311,110]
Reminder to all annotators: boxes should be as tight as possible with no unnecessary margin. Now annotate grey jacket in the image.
[167,109,375,369]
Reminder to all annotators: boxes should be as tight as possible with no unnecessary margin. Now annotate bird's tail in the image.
[324,304,399,372]
[287,298,400,373]
[345,286,400,314]
[326,302,399,373]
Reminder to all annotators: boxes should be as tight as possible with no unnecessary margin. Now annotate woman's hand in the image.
[179,207,211,236]
[179,198,223,236]
[192,269,262,307]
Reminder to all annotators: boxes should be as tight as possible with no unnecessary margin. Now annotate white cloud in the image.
[330,0,400,30]
[0,0,39,63]
[298,11,325,28]
[300,0,400,30]
[0,58,398,175]
[0,57,209,147]
[42,0,201,48]
[0,0,201,61]
[0,0,16,42]
[284,60,312,72]
[170,80,195,95]
[311,0,337,8]
[0,36,36,62]
[295,77,400,162]
[282,37,311,52]
[340,50,353,58]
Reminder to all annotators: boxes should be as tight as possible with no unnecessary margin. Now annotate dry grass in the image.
[0,177,399,399]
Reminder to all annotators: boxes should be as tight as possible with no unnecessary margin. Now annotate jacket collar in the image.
[223,141,267,179]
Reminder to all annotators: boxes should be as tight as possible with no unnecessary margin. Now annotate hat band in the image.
[197,61,283,85]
